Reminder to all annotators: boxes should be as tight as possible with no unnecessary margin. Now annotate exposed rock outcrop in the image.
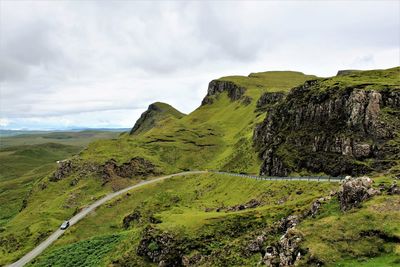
[50,157,159,186]
[137,226,184,266]
[201,80,246,105]
[122,210,141,229]
[50,160,74,181]
[254,75,400,176]
[388,181,400,195]
[262,228,303,267]
[256,92,285,111]
[102,157,159,183]
[338,176,380,211]
[208,199,261,213]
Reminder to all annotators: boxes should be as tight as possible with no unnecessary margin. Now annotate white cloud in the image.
[0,1,399,129]
[0,118,10,127]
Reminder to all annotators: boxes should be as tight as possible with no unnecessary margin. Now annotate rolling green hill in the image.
[0,130,124,231]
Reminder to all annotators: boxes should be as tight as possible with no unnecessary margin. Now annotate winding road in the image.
[8,171,342,267]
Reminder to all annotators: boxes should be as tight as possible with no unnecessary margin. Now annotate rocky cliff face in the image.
[201,80,250,105]
[102,157,159,183]
[256,92,285,112]
[254,72,400,176]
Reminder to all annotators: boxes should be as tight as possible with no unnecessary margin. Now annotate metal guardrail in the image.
[212,171,344,182]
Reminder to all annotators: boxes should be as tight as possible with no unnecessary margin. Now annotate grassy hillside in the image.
[0,71,316,265]
[0,130,123,148]
[1,68,399,266]
[27,173,337,266]
[26,173,400,267]
[81,71,316,174]
[0,143,81,227]
[130,102,186,135]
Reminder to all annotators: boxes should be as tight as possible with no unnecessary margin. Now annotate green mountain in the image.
[130,102,186,135]
[1,68,399,267]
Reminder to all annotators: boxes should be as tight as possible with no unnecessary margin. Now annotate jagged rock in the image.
[308,195,334,217]
[338,176,380,211]
[201,80,246,105]
[261,228,303,267]
[388,181,400,195]
[225,199,261,212]
[122,210,141,229]
[247,235,267,253]
[276,215,300,232]
[182,253,204,266]
[309,198,323,217]
[253,76,400,176]
[102,157,159,183]
[256,92,285,111]
[50,160,74,181]
[137,226,184,266]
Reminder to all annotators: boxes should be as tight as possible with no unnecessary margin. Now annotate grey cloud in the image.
[0,1,399,129]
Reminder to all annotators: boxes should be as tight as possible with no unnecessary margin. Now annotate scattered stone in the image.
[388,181,400,195]
[220,199,261,212]
[122,210,141,229]
[137,226,184,266]
[338,176,380,211]
[261,225,304,266]
[182,253,204,266]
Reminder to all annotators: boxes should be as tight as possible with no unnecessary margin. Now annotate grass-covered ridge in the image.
[130,102,186,135]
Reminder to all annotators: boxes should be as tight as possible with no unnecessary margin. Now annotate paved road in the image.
[8,170,341,266]
[8,171,207,267]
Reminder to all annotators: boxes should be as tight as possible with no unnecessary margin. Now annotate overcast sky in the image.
[0,1,399,130]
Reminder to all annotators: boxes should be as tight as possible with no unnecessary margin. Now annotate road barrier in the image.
[212,171,344,182]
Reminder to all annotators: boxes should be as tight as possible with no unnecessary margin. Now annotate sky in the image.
[0,1,399,130]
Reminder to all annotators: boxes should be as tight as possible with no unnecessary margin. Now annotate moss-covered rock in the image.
[254,67,400,176]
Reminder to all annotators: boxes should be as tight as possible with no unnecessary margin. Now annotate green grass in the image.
[308,66,400,94]
[0,130,123,149]
[28,234,123,267]
[298,194,400,266]
[130,102,186,135]
[42,173,337,266]
[1,68,399,266]
[0,143,81,226]
[335,254,400,267]
[79,71,316,174]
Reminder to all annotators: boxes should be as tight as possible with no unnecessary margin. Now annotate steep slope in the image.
[130,102,186,135]
[80,71,316,174]
[254,67,400,176]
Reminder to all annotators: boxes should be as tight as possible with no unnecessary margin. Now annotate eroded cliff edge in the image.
[254,67,400,176]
